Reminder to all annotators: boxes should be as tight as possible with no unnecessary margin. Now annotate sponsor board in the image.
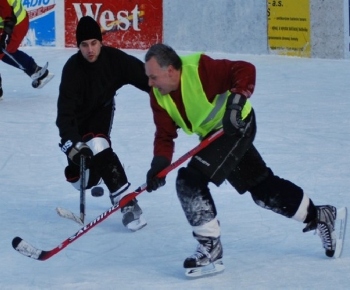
[64,0,163,49]
[267,0,311,57]
[22,0,56,46]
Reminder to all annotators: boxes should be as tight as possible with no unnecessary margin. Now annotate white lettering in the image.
[71,3,142,32]
[72,3,103,20]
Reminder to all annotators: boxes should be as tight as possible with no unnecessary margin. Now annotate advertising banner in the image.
[64,0,163,49]
[22,0,56,46]
[267,0,311,57]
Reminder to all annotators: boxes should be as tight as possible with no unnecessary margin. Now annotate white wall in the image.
[311,0,345,58]
[163,0,268,54]
[162,0,348,59]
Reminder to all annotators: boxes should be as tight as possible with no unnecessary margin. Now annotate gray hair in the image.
[145,43,182,70]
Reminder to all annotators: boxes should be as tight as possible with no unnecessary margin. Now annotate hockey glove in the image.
[0,33,10,50]
[60,140,93,166]
[223,93,247,136]
[146,156,171,192]
[1,12,16,50]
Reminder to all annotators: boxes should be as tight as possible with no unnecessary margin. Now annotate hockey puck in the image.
[91,186,104,197]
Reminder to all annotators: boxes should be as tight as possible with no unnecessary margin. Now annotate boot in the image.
[184,233,223,268]
[303,205,336,257]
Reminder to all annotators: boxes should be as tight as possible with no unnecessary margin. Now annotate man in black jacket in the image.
[56,16,150,231]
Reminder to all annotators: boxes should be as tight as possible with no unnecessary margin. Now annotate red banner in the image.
[64,0,163,49]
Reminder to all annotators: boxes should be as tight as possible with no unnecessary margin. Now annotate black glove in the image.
[60,140,93,166]
[1,13,16,51]
[0,32,10,50]
[146,156,170,192]
[223,93,247,136]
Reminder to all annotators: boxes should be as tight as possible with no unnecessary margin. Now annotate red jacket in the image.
[149,54,256,161]
[0,1,13,20]
[0,0,29,55]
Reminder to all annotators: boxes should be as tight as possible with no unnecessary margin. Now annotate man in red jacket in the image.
[144,43,340,277]
[0,0,51,99]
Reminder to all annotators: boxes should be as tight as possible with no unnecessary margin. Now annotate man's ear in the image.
[167,65,175,76]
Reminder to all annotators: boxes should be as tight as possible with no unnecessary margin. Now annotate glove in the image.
[1,14,16,50]
[0,33,10,50]
[60,140,93,166]
[222,93,247,136]
[146,156,171,192]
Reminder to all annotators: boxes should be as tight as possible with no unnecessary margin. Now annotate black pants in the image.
[181,109,305,220]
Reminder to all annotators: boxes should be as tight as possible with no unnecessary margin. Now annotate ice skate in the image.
[303,205,337,257]
[31,63,54,89]
[184,233,224,278]
[121,199,147,231]
[110,182,147,231]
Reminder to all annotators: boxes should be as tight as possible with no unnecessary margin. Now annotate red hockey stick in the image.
[12,129,224,261]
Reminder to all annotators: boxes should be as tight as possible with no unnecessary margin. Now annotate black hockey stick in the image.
[56,155,88,226]
[12,129,224,261]
[80,155,86,224]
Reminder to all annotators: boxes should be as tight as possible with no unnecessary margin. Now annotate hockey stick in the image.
[12,129,224,261]
[56,155,88,226]
[80,155,86,224]
[1,48,25,70]
[1,48,48,80]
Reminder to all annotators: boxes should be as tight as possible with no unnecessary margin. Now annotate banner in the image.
[64,0,163,49]
[22,0,56,46]
[267,0,311,57]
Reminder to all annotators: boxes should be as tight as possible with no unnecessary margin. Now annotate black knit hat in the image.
[76,16,102,46]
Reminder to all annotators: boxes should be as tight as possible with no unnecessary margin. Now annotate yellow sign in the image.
[267,0,311,57]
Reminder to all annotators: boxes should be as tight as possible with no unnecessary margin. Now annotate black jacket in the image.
[56,46,150,145]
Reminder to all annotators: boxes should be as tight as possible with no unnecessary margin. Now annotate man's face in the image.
[79,39,102,63]
[145,57,177,95]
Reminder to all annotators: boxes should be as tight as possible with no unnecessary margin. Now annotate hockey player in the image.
[56,16,150,231]
[144,43,340,276]
[0,0,51,99]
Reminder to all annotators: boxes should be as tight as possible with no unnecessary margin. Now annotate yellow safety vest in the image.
[0,0,27,29]
[153,53,252,138]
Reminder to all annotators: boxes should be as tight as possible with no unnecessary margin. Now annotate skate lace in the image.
[316,206,336,251]
[191,243,212,260]
[317,222,333,250]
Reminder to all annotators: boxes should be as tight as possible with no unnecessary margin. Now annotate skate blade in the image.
[32,73,54,89]
[185,259,225,278]
[333,207,347,258]
[126,215,147,232]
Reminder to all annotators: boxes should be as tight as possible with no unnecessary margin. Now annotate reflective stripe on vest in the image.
[153,53,252,138]
[0,0,26,29]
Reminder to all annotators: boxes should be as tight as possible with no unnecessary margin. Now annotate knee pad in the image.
[176,167,216,227]
[90,147,127,193]
[84,134,111,156]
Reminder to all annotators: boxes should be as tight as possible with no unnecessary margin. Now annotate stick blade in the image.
[12,236,43,260]
[333,207,347,258]
[56,207,84,226]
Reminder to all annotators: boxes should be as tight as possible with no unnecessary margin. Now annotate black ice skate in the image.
[31,63,54,89]
[121,199,147,231]
[110,182,147,231]
[184,233,225,278]
[303,205,338,257]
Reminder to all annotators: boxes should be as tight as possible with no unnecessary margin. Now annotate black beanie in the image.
[76,16,102,46]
